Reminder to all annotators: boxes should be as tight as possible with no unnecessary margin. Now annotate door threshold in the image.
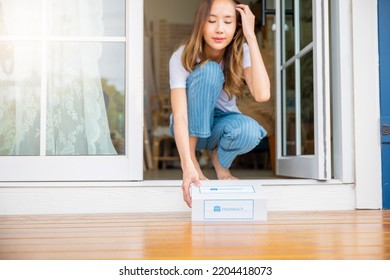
[0,178,346,188]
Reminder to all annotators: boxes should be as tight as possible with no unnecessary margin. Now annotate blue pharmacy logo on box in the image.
[213,205,221,212]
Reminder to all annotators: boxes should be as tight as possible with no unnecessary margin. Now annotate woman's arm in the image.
[171,88,201,207]
[236,4,270,102]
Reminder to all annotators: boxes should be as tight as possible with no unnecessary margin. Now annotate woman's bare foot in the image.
[211,148,238,180]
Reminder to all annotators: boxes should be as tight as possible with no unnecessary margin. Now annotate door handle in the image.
[382,124,390,136]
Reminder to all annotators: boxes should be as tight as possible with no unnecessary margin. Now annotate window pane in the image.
[101,0,126,36]
[282,64,296,156]
[300,0,312,50]
[266,0,275,9]
[0,42,41,156]
[300,50,314,155]
[47,42,125,155]
[100,43,126,155]
[47,0,126,37]
[0,0,42,36]
[283,0,295,63]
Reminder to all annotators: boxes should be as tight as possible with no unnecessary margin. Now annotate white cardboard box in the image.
[191,182,267,221]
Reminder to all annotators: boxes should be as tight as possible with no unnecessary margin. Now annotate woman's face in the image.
[203,0,237,58]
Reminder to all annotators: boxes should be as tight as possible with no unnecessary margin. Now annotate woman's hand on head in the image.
[236,4,256,41]
[181,165,201,208]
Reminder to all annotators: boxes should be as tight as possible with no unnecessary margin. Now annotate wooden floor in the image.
[0,210,389,260]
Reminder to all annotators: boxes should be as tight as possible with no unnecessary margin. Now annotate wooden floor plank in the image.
[0,210,389,260]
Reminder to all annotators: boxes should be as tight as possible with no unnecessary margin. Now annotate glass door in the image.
[275,0,331,179]
[0,0,143,181]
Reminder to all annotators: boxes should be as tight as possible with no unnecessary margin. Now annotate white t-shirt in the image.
[169,43,251,113]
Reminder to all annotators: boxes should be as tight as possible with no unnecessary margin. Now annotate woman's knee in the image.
[187,61,224,94]
[216,115,266,152]
[240,117,267,149]
[197,61,223,78]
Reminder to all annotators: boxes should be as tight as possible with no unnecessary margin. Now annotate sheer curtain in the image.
[0,0,117,156]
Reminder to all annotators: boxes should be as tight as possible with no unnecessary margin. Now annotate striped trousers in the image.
[171,61,267,169]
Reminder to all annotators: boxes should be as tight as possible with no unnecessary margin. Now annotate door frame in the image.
[0,0,383,214]
[351,0,382,208]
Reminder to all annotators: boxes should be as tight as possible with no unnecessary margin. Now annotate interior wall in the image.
[145,0,200,24]
[145,0,252,24]
[144,0,200,109]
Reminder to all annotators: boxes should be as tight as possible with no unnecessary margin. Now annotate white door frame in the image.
[350,0,382,208]
[0,0,382,214]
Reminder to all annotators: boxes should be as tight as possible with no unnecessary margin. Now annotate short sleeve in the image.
[243,43,251,69]
[169,46,189,89]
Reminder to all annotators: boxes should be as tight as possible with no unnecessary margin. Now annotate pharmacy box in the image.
[191,182,267,221]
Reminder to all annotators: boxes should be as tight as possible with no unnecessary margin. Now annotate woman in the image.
[169,0,270,207]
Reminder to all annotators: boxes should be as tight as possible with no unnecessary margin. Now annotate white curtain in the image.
[0,0,116,156]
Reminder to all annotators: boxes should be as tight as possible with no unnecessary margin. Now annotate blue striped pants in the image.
[171,61,267,169]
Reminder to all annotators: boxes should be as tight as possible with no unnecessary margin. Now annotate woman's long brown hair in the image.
[181,0,245,99]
